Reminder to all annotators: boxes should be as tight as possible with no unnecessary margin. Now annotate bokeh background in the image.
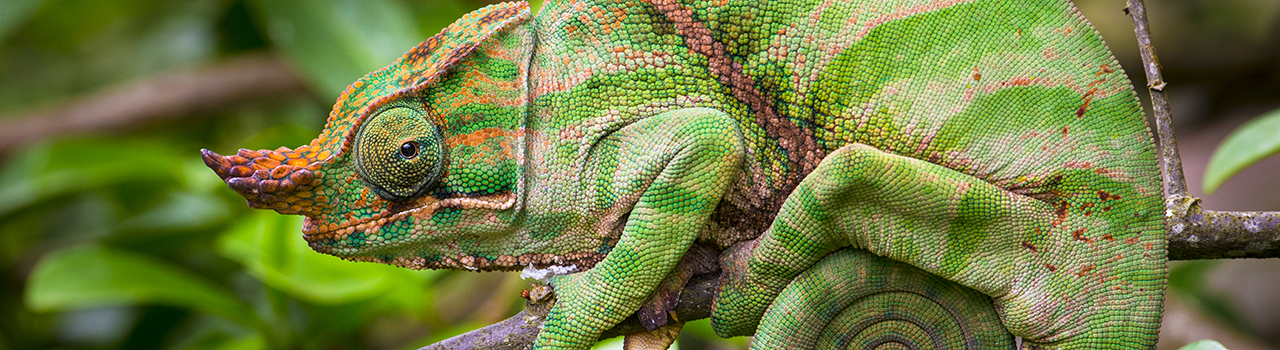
[0,0,1278,349]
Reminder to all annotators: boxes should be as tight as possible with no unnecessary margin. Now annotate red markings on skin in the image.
[648,0,823,194]
[1052,201,1070,227]
[966,75,1119,105]
[531,48,676,97]
[1064,161,1093,169]
[439,75,526,108]
[1042,47,1060,60]
[1022,241,1038,253]
[1097,190,1121,201]
[1062,126,1069,136]
[1045,263,1058,272]
[1076,264,1095,277]
[1125,237,1140,244]
[1102,234,1115,242]
[1072,228,1092,243]
[447,128,527,147]
[1075,88,1097,118]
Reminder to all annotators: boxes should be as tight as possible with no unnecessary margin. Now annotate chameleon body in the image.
[202,0,1166,349]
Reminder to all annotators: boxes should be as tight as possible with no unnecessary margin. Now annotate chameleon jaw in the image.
[300,192,520,243]
[336,250,606,272]
[299,192,603,272]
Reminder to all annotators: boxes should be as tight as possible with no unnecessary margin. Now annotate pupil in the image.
[399,141,418,159]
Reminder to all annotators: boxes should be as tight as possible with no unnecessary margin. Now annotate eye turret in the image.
[354,105,445,200]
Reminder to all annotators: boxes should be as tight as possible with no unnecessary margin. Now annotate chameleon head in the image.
[202,1,534,270]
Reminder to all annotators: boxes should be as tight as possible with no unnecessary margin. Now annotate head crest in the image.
[306,1,531,162]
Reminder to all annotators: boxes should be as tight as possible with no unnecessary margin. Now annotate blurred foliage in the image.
[0,0,1277,349]
[1168,260,1252,336]
[1204,109,1280,195]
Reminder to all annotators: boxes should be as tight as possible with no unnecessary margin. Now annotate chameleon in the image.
[201,0,1167,349]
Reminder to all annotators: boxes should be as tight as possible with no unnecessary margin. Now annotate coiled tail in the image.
[752,248,1013,350]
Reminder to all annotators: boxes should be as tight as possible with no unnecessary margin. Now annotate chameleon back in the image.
[531,0,1165,346]
[530,0,1162,246]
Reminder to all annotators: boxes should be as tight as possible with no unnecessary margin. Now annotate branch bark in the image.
[0,54,308,154]
[419,272,721,350]
[1126,0,1280,260]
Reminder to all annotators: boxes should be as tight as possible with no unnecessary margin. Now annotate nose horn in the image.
[200,146,325,216]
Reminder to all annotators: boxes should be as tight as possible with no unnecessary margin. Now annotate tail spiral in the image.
[752,249,1014,350]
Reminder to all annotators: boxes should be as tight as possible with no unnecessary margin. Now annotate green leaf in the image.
[25,245,265,331]
[116,191,231,234]
[246,0,420,100]
[217,211,436,305]
[0,137,190,216]
[1203,109,1280,195]
[1178,340,1229,350]
[0,0,44,43]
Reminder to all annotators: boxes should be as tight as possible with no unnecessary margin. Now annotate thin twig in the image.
[1125,0,1187,199]
[0,54,308,154]
[1126,0,1280,260]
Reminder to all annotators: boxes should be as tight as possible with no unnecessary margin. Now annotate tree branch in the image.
[1126,0,1280,260]
[419,272,721,350]
[0,54,308,155]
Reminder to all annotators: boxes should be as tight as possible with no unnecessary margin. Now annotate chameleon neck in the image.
[422,20,614,267]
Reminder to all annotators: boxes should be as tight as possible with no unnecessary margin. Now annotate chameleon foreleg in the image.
[714,143,1164,349]
[536,108,745,350]
[751,248,1013,349]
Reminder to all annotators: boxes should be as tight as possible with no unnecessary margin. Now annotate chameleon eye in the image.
[399,141,419,159]
[354,105,445,200]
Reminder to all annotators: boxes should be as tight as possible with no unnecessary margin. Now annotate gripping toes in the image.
[535,108,745,350]
[713,143,1165,349]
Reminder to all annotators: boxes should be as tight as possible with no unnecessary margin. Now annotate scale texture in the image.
[202,0,1167,349]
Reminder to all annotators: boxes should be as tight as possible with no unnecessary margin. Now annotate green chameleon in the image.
[202,0,1166,348]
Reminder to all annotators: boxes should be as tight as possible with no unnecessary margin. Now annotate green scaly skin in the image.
[202,0,1166,349]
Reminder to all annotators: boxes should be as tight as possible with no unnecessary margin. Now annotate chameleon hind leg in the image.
[713,143,1165,349]
[536,108,745,350]
[752,248,1013,350]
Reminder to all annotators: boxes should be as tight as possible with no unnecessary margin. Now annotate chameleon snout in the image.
[201,147,328,217]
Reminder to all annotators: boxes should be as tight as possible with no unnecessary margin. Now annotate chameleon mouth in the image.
[300,192,519,242]
[337,250,606,272]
